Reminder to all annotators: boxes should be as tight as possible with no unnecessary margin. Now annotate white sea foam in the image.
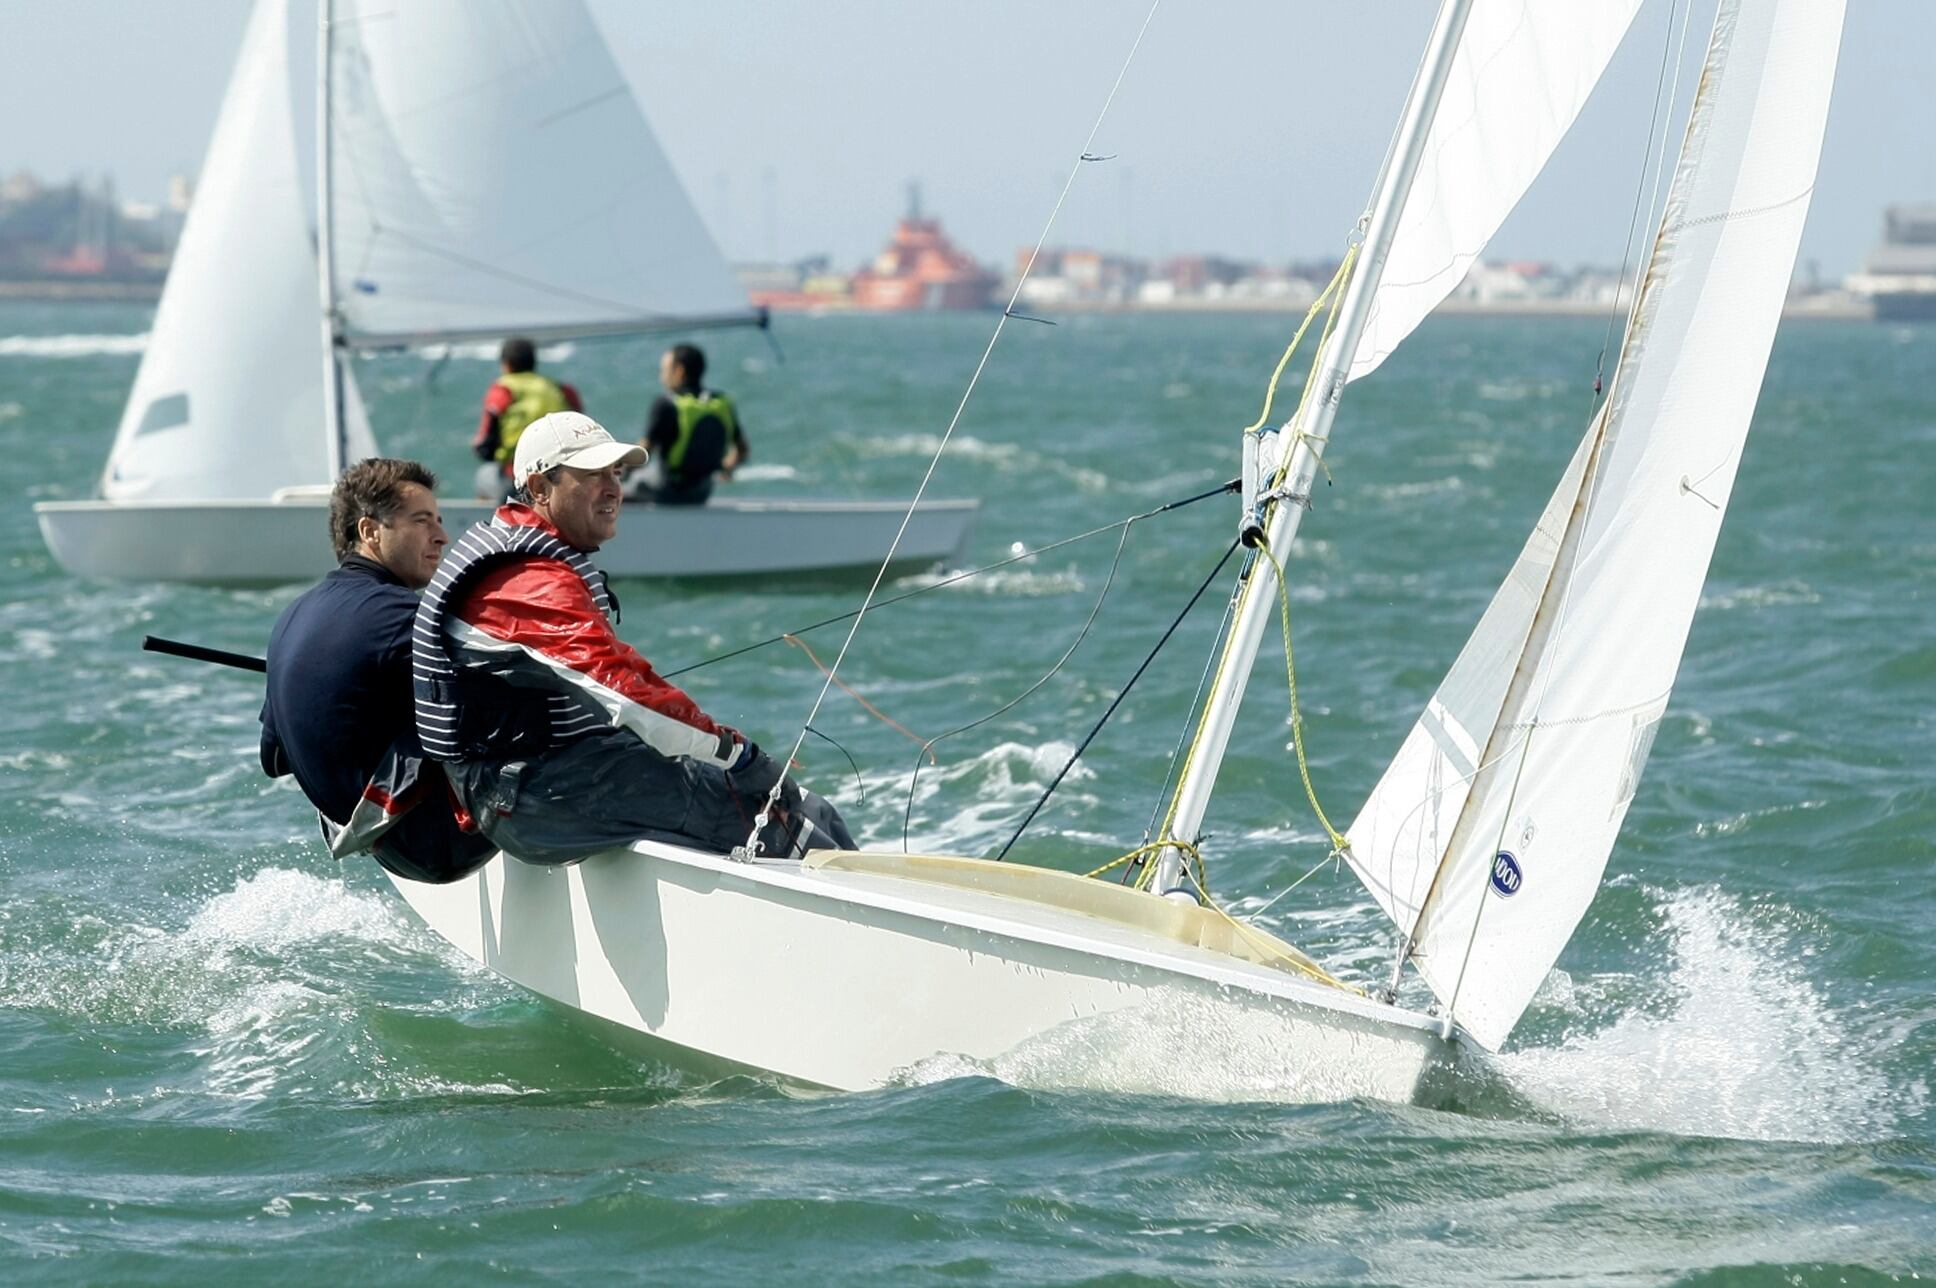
[0,332,148,357]
[1492,886,1906,1143]
[1697,579,1821,611]
[1,868,512,1102]
[731,463,797,482]
[860,432,1110,491]
[854,739,1092,854]
[895,987,1385,1104]
[891,566,1086,597]
[183,866,417,956]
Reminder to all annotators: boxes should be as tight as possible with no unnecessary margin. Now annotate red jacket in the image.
[446,504,740,769]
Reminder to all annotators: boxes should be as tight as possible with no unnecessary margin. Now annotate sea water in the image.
[1,302,1930,1284]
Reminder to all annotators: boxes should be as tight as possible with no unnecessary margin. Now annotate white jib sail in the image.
[325,0,751,348]
[103,0,371,501]
[1347,0,1644,383]
[1345,0,1846,1050]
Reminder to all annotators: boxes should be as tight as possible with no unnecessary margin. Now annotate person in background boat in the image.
[630,343,749,505]
[471,337,584,502]
[417,412,854,865]
[260,459,496,884]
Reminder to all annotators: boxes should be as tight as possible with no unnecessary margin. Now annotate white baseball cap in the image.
[512,411,646,485]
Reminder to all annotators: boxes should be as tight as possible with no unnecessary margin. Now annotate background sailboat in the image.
[387,0,1845,1095]
[34,0,976,585]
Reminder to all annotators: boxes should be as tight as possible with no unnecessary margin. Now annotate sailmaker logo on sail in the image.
[1490,852,1524,898]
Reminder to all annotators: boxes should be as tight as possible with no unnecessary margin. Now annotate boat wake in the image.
[1490,885,1912,1143]
[0,868,539,1103]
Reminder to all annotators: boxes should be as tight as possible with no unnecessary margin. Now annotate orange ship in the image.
[851,183,997,311]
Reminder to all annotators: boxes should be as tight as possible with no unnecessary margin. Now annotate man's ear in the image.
[356,513,383,550]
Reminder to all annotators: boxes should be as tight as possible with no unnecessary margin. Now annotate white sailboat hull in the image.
[388,845,1449,1099]
[35,495,977,586]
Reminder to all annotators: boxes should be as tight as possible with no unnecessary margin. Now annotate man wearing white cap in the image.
[410,411,855,866]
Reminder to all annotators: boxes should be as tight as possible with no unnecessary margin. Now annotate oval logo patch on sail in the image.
[1490,851,1523,898]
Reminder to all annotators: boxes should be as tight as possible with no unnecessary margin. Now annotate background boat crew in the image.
[418,412,855,865]
[260,458,494,884]
[471,337,584,502]
[632,342,749,505]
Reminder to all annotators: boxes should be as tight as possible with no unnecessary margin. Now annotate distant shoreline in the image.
[0,279,1877,320]
[1018,294,1874,321]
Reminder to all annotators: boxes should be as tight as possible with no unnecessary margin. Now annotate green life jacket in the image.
[492,371,571,463]
[665,389,738,482]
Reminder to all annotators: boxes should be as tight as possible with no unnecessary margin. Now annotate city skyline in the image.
[7,1,1933,278]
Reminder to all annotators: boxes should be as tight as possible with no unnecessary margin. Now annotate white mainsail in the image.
[1348,0,1644,383]
[325,0,753,348]
[1345,0,1846,1049]
[102,0,373,502]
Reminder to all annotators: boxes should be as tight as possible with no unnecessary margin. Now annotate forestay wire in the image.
[740,1,1165,858]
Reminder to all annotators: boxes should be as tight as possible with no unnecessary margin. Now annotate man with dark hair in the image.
[634,342,749,505]
[262,458,495,884]
[416,412,854,866]
[471,336,584,501]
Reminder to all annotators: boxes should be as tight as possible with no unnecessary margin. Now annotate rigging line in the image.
[661,478,1235,680]
[801,724,866,807]
[739,0,1161,859]
[743,0,1163,858]
[1143,583,1238,848]
[900,517,1137,853]
[994,538,1240,862]
[782,634,932,761]
[1593,0,1685,399]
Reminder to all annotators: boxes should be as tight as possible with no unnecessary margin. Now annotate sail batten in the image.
[1345,0,1847,1049]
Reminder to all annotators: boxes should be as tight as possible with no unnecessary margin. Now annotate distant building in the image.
[1,170,41,207]
[1847,204,1936,321]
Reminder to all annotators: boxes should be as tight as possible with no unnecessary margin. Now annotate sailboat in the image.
[33,0,977,586]
[387,0,1841,1095]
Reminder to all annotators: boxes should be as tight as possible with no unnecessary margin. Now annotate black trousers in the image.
[451,730,856,866]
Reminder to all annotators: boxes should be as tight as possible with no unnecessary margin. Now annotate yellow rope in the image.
[1255,541,1348,853]
[1149,243,1358,860]
[1241,246,1359,436]
[1073,246,1364,985]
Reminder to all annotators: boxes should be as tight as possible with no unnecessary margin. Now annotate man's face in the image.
[533,464,624,549]
[363,482,446,589]
[659,350,684,392]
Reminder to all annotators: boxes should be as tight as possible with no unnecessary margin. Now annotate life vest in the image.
[491,372,571,463]
[664,389,738,484]
[412,516,619,761]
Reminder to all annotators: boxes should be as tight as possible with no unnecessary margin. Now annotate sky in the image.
[4,1,1932,278]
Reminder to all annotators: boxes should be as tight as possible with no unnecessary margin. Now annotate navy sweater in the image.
[260,556,421,824]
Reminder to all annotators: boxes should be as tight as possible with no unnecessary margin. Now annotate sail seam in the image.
[1499,689,1670,731]
[1663,183,1816,234]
